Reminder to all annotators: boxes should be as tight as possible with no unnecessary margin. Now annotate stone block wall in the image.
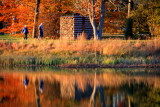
[60,15,93,39]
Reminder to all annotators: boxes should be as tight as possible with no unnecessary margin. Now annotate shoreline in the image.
[57,64,160,68]
[1,64,160,68]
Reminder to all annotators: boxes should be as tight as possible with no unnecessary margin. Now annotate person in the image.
[39,79,44,93]
[23,76,29,89]
[22,25,29,40]
[38,23,44,39]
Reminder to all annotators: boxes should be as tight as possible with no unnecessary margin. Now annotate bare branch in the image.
[108,0,117,8]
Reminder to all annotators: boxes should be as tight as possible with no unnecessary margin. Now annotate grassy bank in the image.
[0,38,160,67]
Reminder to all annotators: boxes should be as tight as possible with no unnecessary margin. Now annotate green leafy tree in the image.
[124,18,133,39]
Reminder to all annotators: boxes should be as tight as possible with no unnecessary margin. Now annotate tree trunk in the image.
[98,0,106,40]
[90,17,98,40]
[32,0,40,38]
[128,0,131,18]
[90,0,98,40]
[89,72,97,107]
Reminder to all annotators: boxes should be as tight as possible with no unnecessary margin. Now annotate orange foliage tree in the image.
[103,0,127,34]
[0,0,127,38]
[0,0,71,38]
[38,0,72,38]
[0,0,34,36]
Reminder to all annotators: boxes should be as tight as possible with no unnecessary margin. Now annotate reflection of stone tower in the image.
[60,82,75,99]
[43,81,61,100]
[60,14,93,40]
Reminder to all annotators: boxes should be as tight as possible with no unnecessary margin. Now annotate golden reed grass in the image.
[0,39,160,66]
[0,39,160,56]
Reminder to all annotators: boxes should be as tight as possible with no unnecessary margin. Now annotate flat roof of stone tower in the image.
[61,15,84,17]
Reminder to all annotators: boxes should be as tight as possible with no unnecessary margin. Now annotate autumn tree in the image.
[0,0,19,34]
[0,0,73,38]
[73,0,101,40]
[0,0,131,39]
[0,0,34,35]
[17,0,41,38]
[73,0,128,40]
[33,0,40,38]
[131,0,160,38]
[103,0,128,35]
[38,0,72,38]
[124,0,133,39]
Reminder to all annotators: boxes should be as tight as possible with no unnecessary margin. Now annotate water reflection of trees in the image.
[33,73,160,107]
[0,72,160,107]
[121,82,160,107]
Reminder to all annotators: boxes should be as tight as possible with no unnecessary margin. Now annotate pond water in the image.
[0,67,160,107]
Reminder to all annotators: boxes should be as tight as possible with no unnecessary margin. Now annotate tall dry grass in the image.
[0,38,160,66]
